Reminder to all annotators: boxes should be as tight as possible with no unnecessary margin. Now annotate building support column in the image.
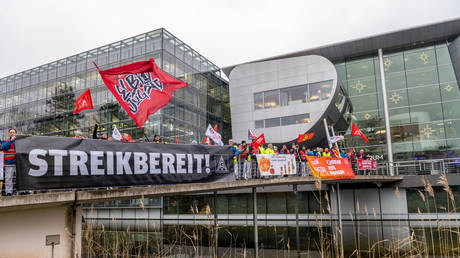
[378,48,395,176]
[213,191,218,257]
[335,183,344,258]
[294,185,300,257]
[252,187,259,258]
[323,118,332,149]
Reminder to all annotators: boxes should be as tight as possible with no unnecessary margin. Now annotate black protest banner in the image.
[15,136,234,190]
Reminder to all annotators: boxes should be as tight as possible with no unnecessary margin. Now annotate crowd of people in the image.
[0,127,372,196]
[228,139,372,179]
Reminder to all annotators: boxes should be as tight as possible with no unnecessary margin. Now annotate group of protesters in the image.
[228,139,371,179]
[0,127,372,195]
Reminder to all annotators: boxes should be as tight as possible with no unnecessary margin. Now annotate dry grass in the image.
[82,174,460,257]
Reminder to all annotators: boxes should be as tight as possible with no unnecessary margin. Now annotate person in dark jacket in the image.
[2,128,17,195]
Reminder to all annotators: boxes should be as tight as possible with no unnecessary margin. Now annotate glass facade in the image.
[0,29,231,143]
[253,79,333,110]
[335,42,460,160]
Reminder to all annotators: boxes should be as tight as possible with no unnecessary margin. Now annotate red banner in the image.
[357,159,377,170]
[306,156,355,179]
[96,58,187,128]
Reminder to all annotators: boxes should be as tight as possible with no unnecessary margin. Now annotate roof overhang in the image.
[223,18,460,77]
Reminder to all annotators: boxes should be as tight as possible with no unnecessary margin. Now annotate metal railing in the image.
[2,156,460,195]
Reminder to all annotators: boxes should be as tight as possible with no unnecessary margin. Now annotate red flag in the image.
[251,134,266,148]
[203,124,217,145]
[95,58,187,128]
[175,137,178,144]
[297,133,315,143]
[352,123,368,142]
[74,89,94,114]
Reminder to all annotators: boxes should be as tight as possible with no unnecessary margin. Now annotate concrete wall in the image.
[0,204,81,258]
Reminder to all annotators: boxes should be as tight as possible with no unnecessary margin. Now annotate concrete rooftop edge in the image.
[0,175,402,210]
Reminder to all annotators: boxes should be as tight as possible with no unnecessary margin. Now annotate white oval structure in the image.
[229,55,352,146]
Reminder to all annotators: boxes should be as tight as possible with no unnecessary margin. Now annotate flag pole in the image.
[142,129,150,142]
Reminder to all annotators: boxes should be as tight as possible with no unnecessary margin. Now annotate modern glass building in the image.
[0,29,231,143]
[224,18,460,162]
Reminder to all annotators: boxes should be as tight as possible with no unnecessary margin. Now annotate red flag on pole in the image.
[95,58,188,128]
[297,133,315,143]
[351,123,368,142]
[74,89,94,114]
[203,124,217,145]
[251,134,266,148]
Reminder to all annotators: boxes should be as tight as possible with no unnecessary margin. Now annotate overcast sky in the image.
[1,0,460,78]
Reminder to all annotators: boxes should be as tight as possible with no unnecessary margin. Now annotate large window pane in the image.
[385,71,406,91]
[266,193,287,214]
[387,89,408,108]
[280,85,307,106]
[255,120,264,129]
[407,85,441,105]
[410,103,443,123]
[346,58,375,79]
[265,118,280,128]
[263,90,279,109]
[254,92,263,110]
[440,82,460,101]
[390,107,411,125]
[406,67,438,88]
[281,113,310,126]
[350,94,378,112]
[435,45,452,65]
[320,80,332,99]
[347,77,377,96]
[445,120,460,139]
[308,80,333,101]
[443,101,460,120]
[438,64,457,83]
[383,54,405,73]
[404,48,436,70]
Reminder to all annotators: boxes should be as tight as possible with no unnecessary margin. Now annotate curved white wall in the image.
[229,55,338,143]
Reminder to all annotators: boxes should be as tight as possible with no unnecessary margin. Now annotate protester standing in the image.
[2,128,16,196]
[229,139,239,178]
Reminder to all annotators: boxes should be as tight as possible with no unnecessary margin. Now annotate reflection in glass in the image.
[280,85,307,106]
[281,113,311,126]
[264,90,279,109]
[254,92,263,110]
[265,118,280,128]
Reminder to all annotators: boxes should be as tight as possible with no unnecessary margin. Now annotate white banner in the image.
[205,124,223,146]
[0,152,3,181]
[112,126,122,141]
[256,154,297,177]
[330,135,344,144]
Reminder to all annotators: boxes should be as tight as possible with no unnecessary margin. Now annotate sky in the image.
[1,0,460,78]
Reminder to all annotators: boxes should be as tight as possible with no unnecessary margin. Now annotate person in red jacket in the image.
[300,146,308,176]
[348,148,357,172]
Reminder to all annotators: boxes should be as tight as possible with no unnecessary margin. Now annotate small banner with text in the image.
[306,156,355,179]
[15,136,234,190]
[256,154,297,177]
[357,159,377,170]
